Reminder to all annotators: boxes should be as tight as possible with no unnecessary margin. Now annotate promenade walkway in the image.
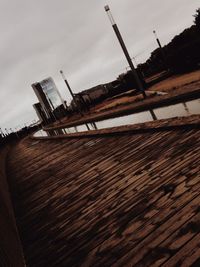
[6,115,200,267]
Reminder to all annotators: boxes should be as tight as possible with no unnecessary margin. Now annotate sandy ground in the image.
[149,69,200,92]
[94,69,200,113]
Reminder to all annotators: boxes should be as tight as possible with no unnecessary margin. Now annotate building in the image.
[75,84,109,108]
[33,103,49,124]
[81,84,108,102]
[32,77,65,120]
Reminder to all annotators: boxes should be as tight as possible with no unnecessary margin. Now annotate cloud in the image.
[0,0,199,129]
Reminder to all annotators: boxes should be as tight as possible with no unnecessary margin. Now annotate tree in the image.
[194,8,200,29]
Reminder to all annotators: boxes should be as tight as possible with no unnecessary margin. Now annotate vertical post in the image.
[92,122,98,130]
[182,102,190,115]
[153,30,162,49]
[86,124,90,131]
[60,70,75,101]
[149,109,157,121]
[104,5,146,98]
[60,70,83,113]
[60,70,92,131]
[153,30,168,70]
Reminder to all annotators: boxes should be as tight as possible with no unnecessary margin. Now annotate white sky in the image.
[0,0,199,129]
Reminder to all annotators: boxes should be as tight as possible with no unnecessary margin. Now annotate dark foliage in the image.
[138,8,200,76]
[194,8,200,29]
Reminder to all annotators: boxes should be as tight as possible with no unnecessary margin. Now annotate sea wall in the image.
[0,146,25,266]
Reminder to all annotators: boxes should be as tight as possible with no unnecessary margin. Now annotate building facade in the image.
[33,103,49,124]
[32,77,65,119]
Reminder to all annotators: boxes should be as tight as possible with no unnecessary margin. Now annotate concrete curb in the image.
[31,115,200,141]
[43,87,200,131]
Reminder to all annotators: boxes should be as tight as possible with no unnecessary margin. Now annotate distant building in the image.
[76,84,109,106]
[32,77,68,123]
[32,77,65,119]
[33,103,49,124]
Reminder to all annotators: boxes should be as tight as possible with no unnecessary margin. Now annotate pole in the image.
[153,30,162,49]
[60,70,75,100]
[153,30,168,70]
[149,109,157,121]
[104,5,146,98]
[60,70,84,117]
[86,124,90,131]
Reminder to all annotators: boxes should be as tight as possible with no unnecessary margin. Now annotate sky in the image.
[0,0,199,130]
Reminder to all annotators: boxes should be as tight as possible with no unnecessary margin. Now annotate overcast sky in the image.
[0,0,199,130]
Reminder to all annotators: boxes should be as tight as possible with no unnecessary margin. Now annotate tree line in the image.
[138,8,200,76]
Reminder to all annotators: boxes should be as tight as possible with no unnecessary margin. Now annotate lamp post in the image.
[153,30,162,49]
[153,30,168,70]
[60,70,84,115]
[104,5,146,98]
[60,70,78,109]
[60,70,75,101]
[60,70,92,131]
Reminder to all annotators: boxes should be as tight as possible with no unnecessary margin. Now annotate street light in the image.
[60,70,85,116]
[153,30,168,70]
[104,5,146,98]
[153,30,162,49]
[60,70,75,100]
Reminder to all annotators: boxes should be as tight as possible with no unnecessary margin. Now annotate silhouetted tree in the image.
[194,8,200,30]
[136,8,200,76]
